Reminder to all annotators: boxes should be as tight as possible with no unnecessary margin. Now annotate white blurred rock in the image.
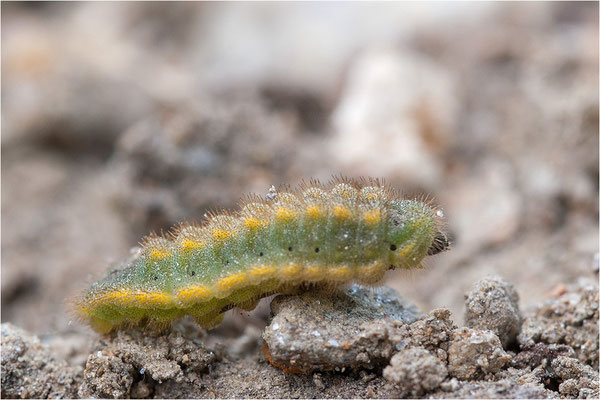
[329,48,458,187]
[447,159,522,252]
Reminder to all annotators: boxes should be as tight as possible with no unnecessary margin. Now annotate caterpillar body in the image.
[73,177,449,333]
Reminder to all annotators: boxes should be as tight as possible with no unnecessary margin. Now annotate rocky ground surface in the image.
[2,2,598,399]
[2,277,598,399]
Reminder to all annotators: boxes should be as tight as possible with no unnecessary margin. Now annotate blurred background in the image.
[2,2,598,338]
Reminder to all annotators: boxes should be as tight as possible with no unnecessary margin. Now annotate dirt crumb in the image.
[447,327,511,380]
[464,276,522,348]
[512,342,576,369]
[383,346,448,397]
[390,308,457,362]
[550,356,599,399]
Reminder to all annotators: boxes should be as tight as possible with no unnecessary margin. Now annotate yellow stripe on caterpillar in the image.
[214,273,248,297]
[244,217,267,230]
[304,265,326,281]
[363,209,382,225]
[176,285,212,306]
[149,249,172,261]
[333,205,352,220]
[275,207,297,222]
[248,265,277,282]
[305,205,323,219]
[212,228,232,241]
[180,239,204,251]
[328,266,353,282]
[280,263,303,280]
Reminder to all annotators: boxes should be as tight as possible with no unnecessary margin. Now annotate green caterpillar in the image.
[73,177,449,333]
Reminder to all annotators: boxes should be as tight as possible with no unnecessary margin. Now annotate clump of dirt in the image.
[518,278,599,369]
[383,347,448,397]
[550,356,599,398]
[464,276,522,348]
[447,327,511,380]
[78,326,219,398]
[1,324,82,399]
[388,308,457,363]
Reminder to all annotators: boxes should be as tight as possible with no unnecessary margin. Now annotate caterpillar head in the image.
[386,199,449,268]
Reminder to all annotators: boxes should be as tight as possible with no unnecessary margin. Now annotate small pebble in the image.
[383,347,447,397]
[464,276,521,348]
[448,327,511,380]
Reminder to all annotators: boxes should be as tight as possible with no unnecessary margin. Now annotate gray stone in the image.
[263,284,423,372]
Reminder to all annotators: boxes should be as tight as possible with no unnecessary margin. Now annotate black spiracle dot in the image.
[390,244,397,251]
[259,252,264,257]
[226,260,230,265]
[315,247,320,253]
[190,270,196,276]
[288,247,293,252]
[153,276,159,280]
